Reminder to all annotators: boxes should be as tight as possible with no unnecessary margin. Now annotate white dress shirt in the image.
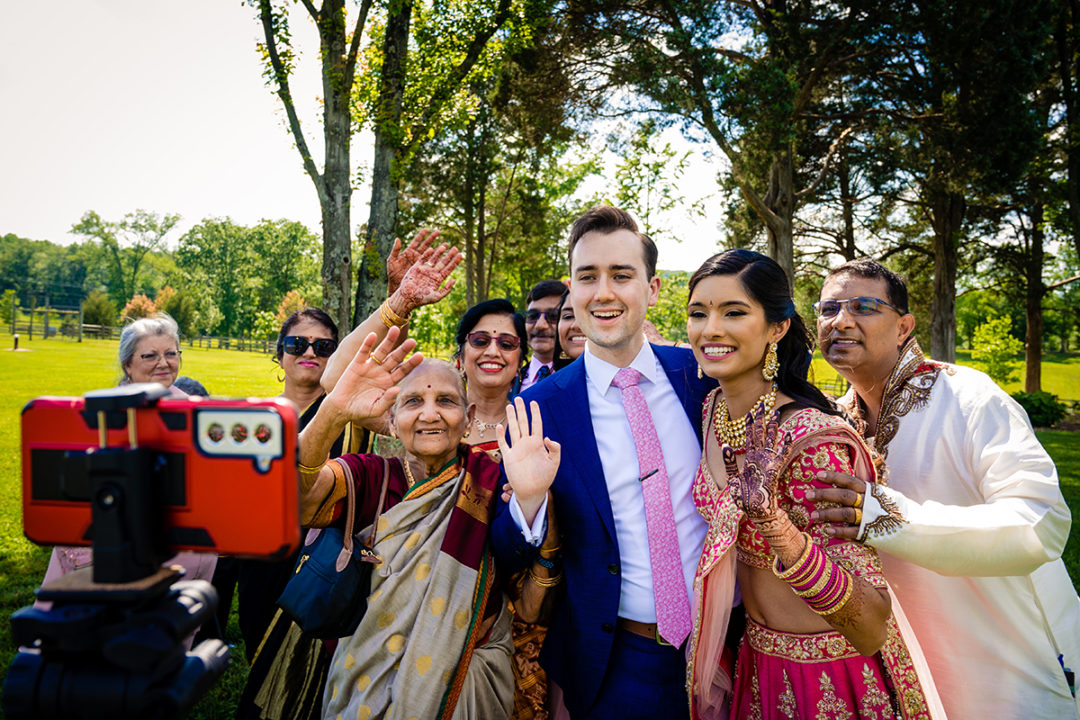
[511,343,707,622]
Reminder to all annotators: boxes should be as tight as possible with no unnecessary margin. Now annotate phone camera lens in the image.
[207,423,224,442]
[255,423,272,443]
[231,423,248,443]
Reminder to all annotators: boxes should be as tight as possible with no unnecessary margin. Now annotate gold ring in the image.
[369,354,385,365]
[853,491,864,509]
[853,508,862,526]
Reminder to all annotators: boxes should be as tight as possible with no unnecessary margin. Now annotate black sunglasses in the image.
[524,308,560,324]
[813,296,905,318]
[282,336,338,357]
[466,331,522,351]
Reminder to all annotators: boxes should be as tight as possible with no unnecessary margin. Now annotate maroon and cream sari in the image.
[322,445,513,720]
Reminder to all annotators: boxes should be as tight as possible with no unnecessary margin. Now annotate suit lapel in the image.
[654,344,705,445]
[547,361,617,542]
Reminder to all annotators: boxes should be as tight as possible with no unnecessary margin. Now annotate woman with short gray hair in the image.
[117,313,185,391]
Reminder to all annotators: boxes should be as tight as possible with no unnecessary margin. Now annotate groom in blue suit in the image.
[493,205,715,719]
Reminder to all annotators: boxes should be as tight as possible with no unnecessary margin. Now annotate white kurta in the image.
[847,348,1080,719]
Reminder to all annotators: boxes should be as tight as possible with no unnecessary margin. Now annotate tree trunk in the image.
[1057,5,1080,260]
[354,0,412,326]
[929,190,965,362]
[838,148,857,260]
[319,0,354,332]
[761,148,796,283]
[1025,202,1045,393]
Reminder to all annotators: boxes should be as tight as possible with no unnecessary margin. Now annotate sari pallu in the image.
[323,445,514,720]
[687,401,945,720]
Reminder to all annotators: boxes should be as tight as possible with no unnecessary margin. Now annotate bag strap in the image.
[338,458,358,553]
[365,457,392,549]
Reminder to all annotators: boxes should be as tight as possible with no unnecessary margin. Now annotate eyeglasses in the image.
[813,296,906,318]
[282,336,338,357]
[138,350,181,363]
[466,331,522,351]
[524,309,559,325]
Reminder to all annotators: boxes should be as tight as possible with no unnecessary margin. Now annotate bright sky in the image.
[0,1,727,273]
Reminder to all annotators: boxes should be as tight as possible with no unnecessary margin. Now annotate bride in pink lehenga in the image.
[684,250,945,720]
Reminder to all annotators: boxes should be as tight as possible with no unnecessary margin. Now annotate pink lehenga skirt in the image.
[730,618,925,720]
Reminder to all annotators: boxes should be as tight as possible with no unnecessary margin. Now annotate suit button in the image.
[601,622,614,633]
[607,563,618,575]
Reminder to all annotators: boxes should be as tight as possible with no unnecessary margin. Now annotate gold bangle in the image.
[298,459,327,473]
[528,569,562,588]
[539,544,561,558]
[379,300,409,329]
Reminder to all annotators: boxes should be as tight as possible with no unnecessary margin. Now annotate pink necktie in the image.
[612,367,691,646]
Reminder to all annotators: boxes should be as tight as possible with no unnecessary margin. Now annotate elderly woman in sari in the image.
[298,328,560,720]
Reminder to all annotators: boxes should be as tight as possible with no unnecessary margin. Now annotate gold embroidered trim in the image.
[865,339,950,460]
[860,484,908,541]
[745,619,860,663]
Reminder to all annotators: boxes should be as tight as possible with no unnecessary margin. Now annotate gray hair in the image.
[119,312,181,382]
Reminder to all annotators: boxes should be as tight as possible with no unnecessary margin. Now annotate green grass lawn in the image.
[0,332,1077,718]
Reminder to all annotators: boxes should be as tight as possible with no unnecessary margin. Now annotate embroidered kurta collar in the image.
[847,338,948,459]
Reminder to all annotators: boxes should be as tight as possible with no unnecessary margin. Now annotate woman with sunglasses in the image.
[683,250,942,719]
[453,299,529,457]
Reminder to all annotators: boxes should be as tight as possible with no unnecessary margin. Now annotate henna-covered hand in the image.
[389,242,461,316]
[726,404,786,522]
[386,228,439,296]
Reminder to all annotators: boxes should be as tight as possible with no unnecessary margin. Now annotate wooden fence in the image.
[8,322,275,354]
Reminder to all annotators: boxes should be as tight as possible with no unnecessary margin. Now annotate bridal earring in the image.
[763,342,779,381]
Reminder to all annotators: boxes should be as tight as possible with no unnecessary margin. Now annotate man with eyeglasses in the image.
[810,258,1079,719]
[521,280,566,391]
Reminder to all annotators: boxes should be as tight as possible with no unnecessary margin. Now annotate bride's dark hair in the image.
[688,249,838,416]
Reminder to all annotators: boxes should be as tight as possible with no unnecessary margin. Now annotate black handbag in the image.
[277,457,391,639]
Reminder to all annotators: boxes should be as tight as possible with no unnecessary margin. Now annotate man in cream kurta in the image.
[813,260,1079,720]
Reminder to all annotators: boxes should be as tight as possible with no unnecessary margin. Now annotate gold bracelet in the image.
[539,544,561,558]
[528,569,563,588]
[298,459,327,492]
[298,460,327,473]
[379,300,409,329]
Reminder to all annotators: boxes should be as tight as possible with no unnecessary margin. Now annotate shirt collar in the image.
[584,341,660,393]
[526,354,551,376]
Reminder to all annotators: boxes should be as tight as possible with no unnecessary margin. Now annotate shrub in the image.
[82,289,116,327]
[970,314,1023,385]
[275,290,308,324]
[155,285,197,336]
[1011,391,1067,428]
[122,293,158,321]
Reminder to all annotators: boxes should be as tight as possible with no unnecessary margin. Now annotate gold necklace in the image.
[402,459,419,488]
[713,383,778,453]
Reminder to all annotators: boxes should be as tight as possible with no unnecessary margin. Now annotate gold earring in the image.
[697,364,703,379]
[763,342,779,381]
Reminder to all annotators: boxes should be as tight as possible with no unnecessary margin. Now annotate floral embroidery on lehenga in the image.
[859,662,895,719]
[779,670,797,719]
[815,673,853,720]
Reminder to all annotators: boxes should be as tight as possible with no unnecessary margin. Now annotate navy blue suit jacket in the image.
[491,344,716,717]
